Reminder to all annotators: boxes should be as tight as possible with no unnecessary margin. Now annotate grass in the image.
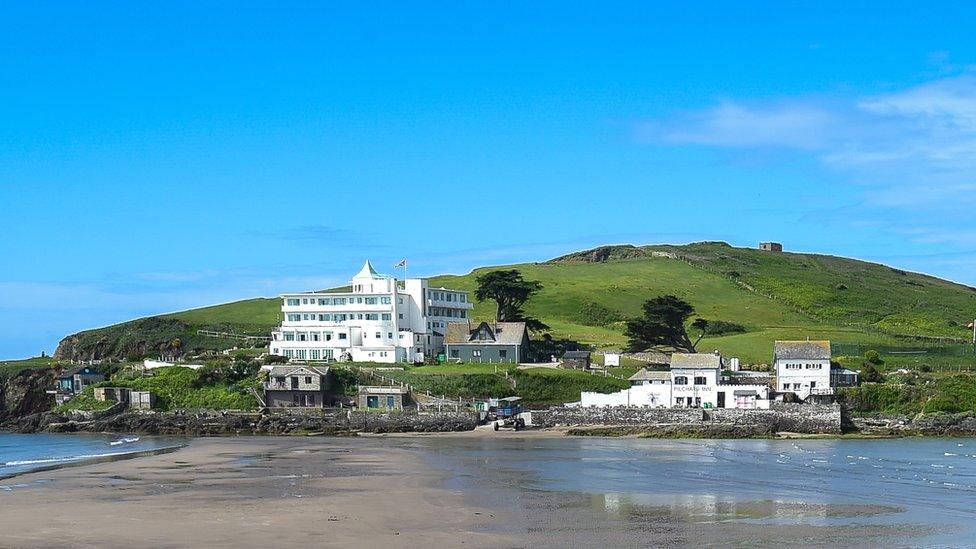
[54,242,976,367]
[83,366,258,412]
[0,356,58,381]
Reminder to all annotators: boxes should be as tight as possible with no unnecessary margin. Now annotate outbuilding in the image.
[357,386,411,411]
[562,350,592,369]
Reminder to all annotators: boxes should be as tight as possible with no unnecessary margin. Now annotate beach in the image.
[2,433,973,548]
[0,436,510,548]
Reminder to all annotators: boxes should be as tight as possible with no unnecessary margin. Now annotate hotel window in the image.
[284,350,294,358]
[398,297,404,304]
[694,376,707,385]
[333,298,346,305]
[311,333,320,341]
[284,332,295,341]
[309,350,320,360]
[376,332,382,338]
[357,313,364,320]
[388,332,393,338]
[381,297,391,305]
[356,297,363,304]
[399,314,404,319]
[783,383,790,390]
[298,332,307,341]
[287,314,301,322]
[319,314,331,321]
[674,376,688,385]
[318,299,327,305]
[302,298,308,304]
[286,298,300,306]
[366,313,379,320]
[365,297,377,305]
[297,349,307,359]
[339,333,347,340]
[325,333,333,341]
[382,313,391,321]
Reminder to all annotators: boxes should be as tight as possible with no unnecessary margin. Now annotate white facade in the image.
[269,261,473,364]
[581,376,672,408]
[774,341,832,400]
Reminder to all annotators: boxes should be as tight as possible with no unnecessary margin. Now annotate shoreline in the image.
[0,443,187,482]
[0,436,514,548]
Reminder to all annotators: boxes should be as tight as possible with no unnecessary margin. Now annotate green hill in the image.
[54,242,976,367]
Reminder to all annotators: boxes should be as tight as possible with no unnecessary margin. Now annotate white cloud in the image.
[641,73,976,209]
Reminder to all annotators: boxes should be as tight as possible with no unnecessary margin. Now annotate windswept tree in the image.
[625,295,709,353]
[474,270,549,332]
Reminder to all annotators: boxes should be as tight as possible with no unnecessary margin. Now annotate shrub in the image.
[576,301,625,327]
[703,320,746,336]
[264,354,288,365]
[860,363,884,383]
[920,364,933,373]
[864,350,884,365]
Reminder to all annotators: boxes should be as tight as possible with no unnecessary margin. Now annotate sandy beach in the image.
[0,437,511,549]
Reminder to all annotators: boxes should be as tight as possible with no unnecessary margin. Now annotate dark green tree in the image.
[474,270,549,331]
[625,295,702,353]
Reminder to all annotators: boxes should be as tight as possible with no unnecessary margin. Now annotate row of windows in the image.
[286,313,393,322]
[282,331,347,342]
[286,296,393,307]
[428,290,466,303]
[281,349,335,360]
[449,349,508,358]
[429,307,467,318]
[783,363,823,370]
[673,376,708,386]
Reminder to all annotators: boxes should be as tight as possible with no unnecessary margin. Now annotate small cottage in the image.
[93,387,131,404]
[443,321,529,364]
[54,366,105,405]
[263,365,331,408]
[357,386,411,411]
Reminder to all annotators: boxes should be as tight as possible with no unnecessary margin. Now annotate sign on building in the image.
[604,353,620,367]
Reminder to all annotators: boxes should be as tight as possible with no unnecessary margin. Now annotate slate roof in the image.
[774,340,831,361]
[59,366,103,378]
[443,322,528,346]
[267,365,330,378]
[669,353,723,369]
[563,351,591,359]
[628,369,671,382]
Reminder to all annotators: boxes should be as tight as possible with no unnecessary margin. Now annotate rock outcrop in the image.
[0,368,56,420]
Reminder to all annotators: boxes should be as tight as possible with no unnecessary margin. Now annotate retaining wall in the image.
[533,403,841,434]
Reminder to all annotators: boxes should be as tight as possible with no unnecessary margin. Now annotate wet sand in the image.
[0,435,942,548]
[0,437,510,548]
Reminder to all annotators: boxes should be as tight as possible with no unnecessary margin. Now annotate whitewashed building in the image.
[670,353,770,409]
[580,369,671,408]
[774,340,832,399]
[269,261,473,364]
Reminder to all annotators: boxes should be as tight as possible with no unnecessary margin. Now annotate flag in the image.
[394,259,407,268]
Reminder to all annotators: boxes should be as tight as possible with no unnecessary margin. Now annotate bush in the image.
[920,364,933,373]
[861,362,884,383]
[703,320,746,336]
[864,350,884,365]
[264,354,288,365]
[576,301,625,327]
[106,366,257,411]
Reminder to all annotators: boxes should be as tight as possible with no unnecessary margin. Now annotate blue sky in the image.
[2,2,976,358]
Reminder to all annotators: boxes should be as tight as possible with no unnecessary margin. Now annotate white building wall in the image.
[270,262,472,364]
[581,382,672,408]
[775,358,831,399]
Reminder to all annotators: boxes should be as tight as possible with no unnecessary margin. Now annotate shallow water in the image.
[410,437,976,546]
[0,432,185,480]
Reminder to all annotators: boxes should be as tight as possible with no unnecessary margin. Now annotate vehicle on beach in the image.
[486,397,525,431]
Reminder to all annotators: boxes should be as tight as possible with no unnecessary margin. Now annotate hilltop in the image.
[52,242,976,367]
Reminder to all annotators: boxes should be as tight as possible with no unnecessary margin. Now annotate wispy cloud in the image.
[637,73,976,210]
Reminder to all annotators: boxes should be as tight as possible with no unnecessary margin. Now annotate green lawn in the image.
[0,356,58,380]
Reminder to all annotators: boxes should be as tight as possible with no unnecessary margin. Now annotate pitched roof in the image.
[59,366,103,378]
[628,369,671,382]
[670,353,722,369]
[267,365,330,377]
[443,322,528,346]
[563,350,591,359]
[353,260,381,279]
[774,340,831,360]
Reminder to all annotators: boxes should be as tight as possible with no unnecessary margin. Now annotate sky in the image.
[2,2,976,359]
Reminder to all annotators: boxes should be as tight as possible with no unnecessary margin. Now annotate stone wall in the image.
[4,409,479,436]
[533,403,841,435]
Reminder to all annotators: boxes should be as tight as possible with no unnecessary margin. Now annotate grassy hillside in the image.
[54,242,976,367]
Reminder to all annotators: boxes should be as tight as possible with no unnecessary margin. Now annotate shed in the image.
[357,386,410,411]
[93,387,131,404]
[562,350,592,369]
[759,242,783,252]
[130,391,155,410]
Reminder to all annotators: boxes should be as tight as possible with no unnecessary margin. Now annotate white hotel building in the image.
[269,261,473,364]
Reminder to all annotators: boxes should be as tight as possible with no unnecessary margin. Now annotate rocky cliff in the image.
[0,368,57,420]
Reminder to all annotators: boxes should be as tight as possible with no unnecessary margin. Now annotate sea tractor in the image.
[486,396,526,431]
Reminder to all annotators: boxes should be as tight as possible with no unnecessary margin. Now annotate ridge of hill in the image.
[52,242,976,367]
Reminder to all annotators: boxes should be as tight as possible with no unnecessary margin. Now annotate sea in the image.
[408,436,976,546]
[0,433,185,481]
